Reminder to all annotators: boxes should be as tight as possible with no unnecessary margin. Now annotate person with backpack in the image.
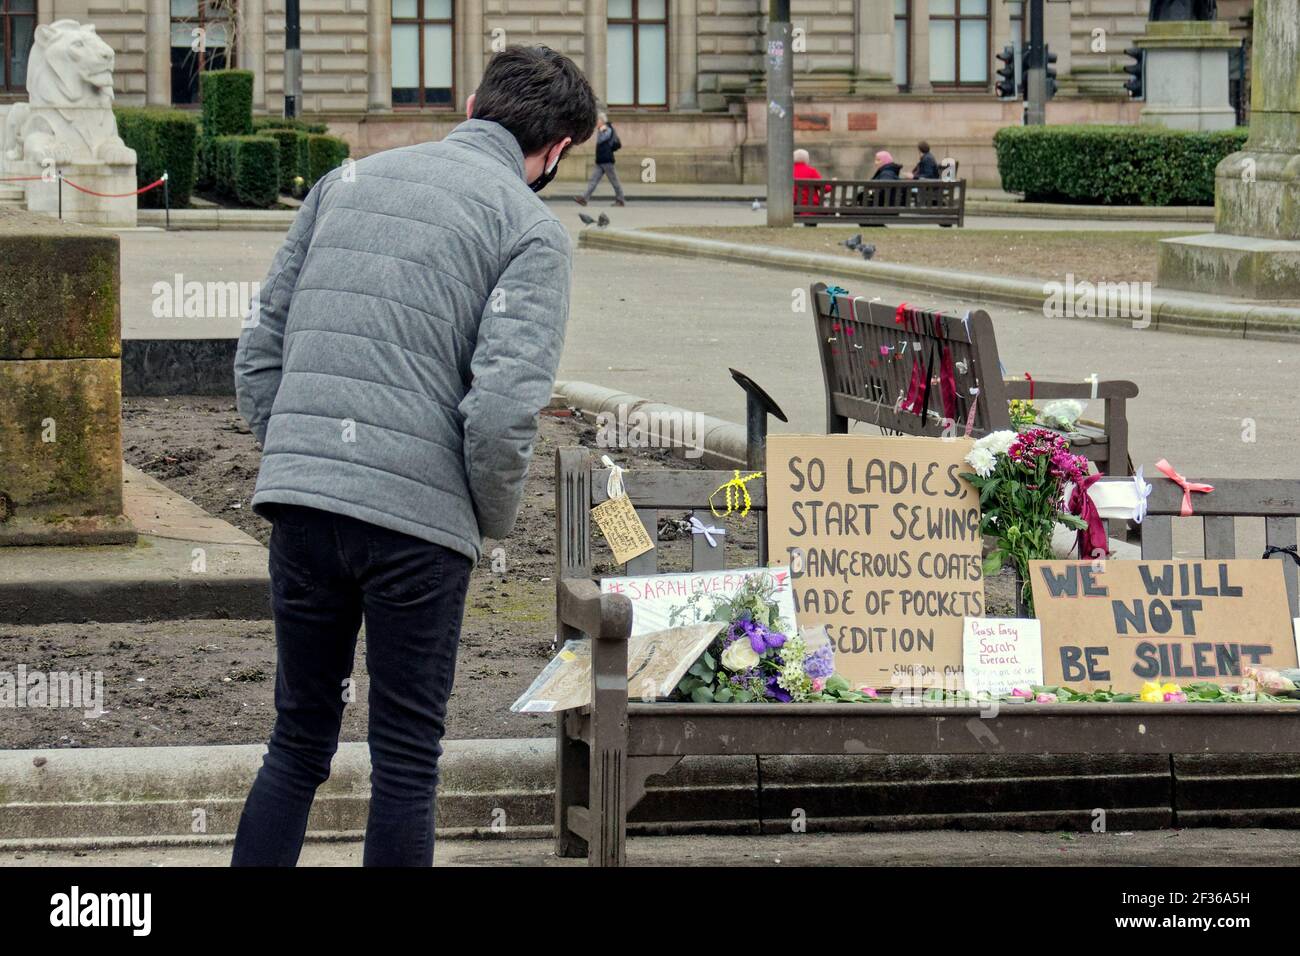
[574,113,625,206]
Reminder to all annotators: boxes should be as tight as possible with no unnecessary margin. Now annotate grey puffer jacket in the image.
[234,119,572,562]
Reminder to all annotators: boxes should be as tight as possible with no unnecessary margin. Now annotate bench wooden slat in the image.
[1203,515,1237,559]
[1265,516,1300,618]
[625,508,658,575]
[691,510,728,571]
[592,468,768,511]
[1140,515,1174,559]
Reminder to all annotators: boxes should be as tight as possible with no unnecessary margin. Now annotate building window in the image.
[929,0,989,87]
[1,0,36,95]
[392,0,453,108]
[607,0,667,107]
[170,0,235,105]
[1008,0,1025,80]
[893,0,910,90]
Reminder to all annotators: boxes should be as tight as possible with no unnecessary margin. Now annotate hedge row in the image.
[113,107,198,208]
[200,70,254,137]
[204,135,281,207]
[254,116,329,135]
[307,134,351,187]
[993,124,1249,206]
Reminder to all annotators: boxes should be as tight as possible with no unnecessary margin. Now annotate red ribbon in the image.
[1070,472,1109,560]
[1024,371,1035,401]
[895,303,909,326]
[1154,459,1214,517]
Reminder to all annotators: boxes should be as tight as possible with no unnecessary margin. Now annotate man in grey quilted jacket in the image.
[230,46,596,867]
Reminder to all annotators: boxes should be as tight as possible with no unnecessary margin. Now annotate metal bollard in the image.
[729,368,788,565]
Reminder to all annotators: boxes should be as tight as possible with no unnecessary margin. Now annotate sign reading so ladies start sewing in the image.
[767,435,983,689]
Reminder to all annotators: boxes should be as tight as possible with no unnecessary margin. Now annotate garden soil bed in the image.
[0,397,1014,750]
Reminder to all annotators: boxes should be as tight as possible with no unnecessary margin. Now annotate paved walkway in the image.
[9,828,1297,866]
[114,200,1294,479]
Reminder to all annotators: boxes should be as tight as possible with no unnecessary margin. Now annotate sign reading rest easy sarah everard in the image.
[766,435,984,689]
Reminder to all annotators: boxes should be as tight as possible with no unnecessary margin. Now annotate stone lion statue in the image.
[2,20,136,168]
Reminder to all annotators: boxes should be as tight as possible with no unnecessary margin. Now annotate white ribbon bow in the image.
[689,515,724,547]
[1132,465,1152,524]
[601,455,626,499]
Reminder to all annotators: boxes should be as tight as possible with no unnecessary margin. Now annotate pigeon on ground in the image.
[840,233,863,251]
[860,244,877,261]
[597,212,610,227]
[578,212,595,226]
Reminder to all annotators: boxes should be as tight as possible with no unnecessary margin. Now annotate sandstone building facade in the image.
[1,0,1255,185]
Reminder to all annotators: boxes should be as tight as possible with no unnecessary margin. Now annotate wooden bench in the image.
[553,448,1300,866]
[794,178,965,227]
[812,282,1138,480]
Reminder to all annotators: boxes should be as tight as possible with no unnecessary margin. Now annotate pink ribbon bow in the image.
[1154,458,1214,517]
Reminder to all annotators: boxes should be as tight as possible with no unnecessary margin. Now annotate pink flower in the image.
[1035,692,1058,703]
[812,678,826,692]
[859,686,879,698]
[1164,692,1187,703]
[1011,687,1033,698]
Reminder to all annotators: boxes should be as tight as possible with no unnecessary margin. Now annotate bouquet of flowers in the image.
[962,428,1094,613]
[675,572,836,703]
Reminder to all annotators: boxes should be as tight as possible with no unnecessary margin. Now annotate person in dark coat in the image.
[870,150,903,180]
[575,112,625,206]
[912,141,941,180]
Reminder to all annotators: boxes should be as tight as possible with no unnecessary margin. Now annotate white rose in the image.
[720,639,762,672]
[966,446,996,478]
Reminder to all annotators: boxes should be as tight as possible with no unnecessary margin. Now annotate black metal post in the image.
[285,0,302,118]
[1025,0,1046,125]
[729,368,789,567]
[57,173,62,221]
[765,0,794,227]
[164,171,171,231]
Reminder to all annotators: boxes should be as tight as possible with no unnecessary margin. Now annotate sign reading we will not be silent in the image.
[1031,559,1298,693]
[766,435,983,689]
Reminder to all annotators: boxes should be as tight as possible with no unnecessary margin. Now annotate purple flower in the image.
[764,675,792,702]
[739,618,786,653]
[803,644,835,680]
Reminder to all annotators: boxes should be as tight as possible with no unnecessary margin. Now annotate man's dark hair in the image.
[472,46,597,157]
[918,140,931,154]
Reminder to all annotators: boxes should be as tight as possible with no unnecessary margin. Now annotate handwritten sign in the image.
[962,618,1043,696]
[766,435,983,689]
[1030,559,1298,692]
[601,566,796,637]
[591,494,654,564]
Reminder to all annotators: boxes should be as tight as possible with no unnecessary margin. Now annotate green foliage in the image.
[207,135,280,208]
[306,134,351,187]
[113,107,199,208]
[254,116,329,135]
[993,124,1249,206]
[200,70,255,137]
[261,128,310,192]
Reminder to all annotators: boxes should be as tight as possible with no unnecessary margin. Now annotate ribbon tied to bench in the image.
[1154,458,1213,517]
[709,470,764,519]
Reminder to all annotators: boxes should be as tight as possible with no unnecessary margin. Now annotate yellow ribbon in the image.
[709,470,764,519]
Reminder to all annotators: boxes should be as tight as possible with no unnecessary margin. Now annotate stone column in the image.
[1157,0,1300,299]
[368,0,392,111]
[909,0,932,94]
[459,0,485,110]
[240,0,267,112]
[853,0,896,93]
[671,0,697,110]
[584,0,607,106]
[145,0,171,107]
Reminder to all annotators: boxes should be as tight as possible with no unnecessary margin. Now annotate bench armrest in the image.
[558,578,633,642]
[1002,378,1138,401]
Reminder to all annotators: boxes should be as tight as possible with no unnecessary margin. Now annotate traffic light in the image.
[1123,45,1145,99]
[1044,44,1059,100]
[995,44,1018,99]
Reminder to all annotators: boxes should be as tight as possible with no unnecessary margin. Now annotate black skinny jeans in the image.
[231,504,473,867]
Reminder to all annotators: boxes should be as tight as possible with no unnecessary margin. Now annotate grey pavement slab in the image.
[6,828,1297,866]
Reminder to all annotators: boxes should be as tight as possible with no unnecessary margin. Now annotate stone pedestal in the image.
[1157,0,1300,300]
[20,162,139,228]
[0,208,134,546]
[1136,20,1238,133]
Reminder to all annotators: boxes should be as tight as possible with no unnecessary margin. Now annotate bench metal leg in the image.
[554,712,589,858]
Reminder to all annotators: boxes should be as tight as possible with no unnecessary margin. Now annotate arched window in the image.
[1,0,36,94]
[171,0,236,105]
[929,0,989,88]
[607,0,667,108]
[392,0,453,108]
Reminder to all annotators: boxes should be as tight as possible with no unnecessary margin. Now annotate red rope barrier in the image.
[61,175,167,198]
[0,175,44,182]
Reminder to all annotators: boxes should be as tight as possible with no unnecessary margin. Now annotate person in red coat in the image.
[792,148,829,210]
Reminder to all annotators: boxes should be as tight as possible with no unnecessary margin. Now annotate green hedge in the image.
[260,128,310,192]
[993,124,1249,206]
[114,107,199,208]
[306,134,351,187]
[200,70,255,137]
[254,116,329,135]
[207,135,280,207]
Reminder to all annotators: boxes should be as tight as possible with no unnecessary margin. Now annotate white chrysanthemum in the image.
[975,429,1017,457]
[966,446,996,478]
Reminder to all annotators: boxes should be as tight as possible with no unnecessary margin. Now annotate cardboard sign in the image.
[511,622,726,712]
[1030,559,1299,692]
[963,618,1043,696]
[766,435,983,689]
[591,493,655,564]
[601,566,796,637]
